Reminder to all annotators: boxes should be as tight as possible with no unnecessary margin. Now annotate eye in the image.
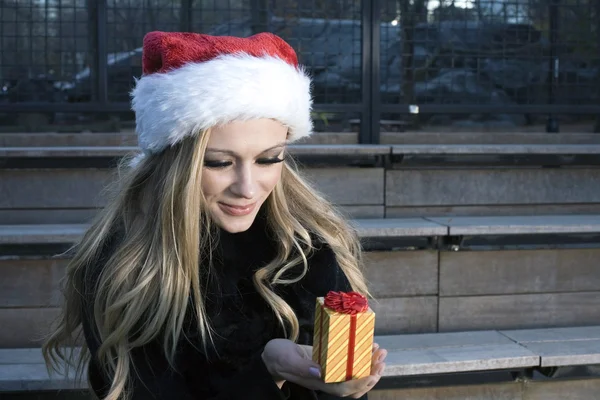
[257,157,285,165]
[203,160,233,169]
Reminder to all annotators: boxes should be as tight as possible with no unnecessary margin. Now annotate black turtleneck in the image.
[81,212,365,400]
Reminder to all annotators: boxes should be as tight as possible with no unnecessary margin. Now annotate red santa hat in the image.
[131,31,313,155]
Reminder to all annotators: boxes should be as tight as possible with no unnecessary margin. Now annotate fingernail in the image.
[309,367,321,378]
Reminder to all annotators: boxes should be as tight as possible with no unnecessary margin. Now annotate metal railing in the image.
[1,0,599,142]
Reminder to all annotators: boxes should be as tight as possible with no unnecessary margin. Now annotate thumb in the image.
[289,351,322,380]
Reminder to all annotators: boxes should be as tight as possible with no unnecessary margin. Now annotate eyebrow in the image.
[205,142,286,156]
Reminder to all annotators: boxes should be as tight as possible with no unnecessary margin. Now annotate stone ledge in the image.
[502,326,600,368]
[392,144,600,155]
[426,215,600,236]
[0,224,87,244]
[7,144,600,158]
[383,342,538,377]
[377,330,538,377]
[4,215,600,245]
[0,363,85,391]
[352,218,447,237]
[4,326,600,391]
[0,144,392,158]
[0,219,447,245]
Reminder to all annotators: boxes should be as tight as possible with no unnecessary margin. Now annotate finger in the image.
[318,375,378,398]
[371,349,383,364]
[372,342,380,353]
[282,349,322,380]
[351,374,382,398]
[371,348,388,364]
[371,349,386,374]
[297,345,314,361]
[378,362,386,376]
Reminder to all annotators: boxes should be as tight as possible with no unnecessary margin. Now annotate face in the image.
[201,118,287,233]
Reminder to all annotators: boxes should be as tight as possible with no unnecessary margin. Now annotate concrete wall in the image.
[3,248,600,347]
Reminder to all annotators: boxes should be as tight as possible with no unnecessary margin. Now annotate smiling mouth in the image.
[218,202,257,216]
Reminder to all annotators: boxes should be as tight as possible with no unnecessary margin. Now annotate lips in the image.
[218,202,257,217]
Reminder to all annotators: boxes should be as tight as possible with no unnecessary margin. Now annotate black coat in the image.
[81,213,367,400]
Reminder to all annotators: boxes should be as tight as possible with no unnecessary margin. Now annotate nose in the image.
[230,164,256,199]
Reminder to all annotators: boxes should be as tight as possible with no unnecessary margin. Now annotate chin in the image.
[214,213,257,233]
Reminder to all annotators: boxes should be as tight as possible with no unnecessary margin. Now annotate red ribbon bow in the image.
[324,291,368,315]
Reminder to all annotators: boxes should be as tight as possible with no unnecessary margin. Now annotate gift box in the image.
[312,291,376,383]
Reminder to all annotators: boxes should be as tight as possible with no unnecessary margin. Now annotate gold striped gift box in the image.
[312,293,376,383]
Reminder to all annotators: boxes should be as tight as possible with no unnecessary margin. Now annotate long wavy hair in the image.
[42,128,369,400]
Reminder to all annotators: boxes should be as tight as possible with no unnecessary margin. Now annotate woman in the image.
[43,31,387,400]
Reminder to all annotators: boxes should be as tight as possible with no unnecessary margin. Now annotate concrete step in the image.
[0,144,392,158]
[427,215,600,236]
[3,144,600,224]
[0,218,445,246]
[3,131,600,147]
[2,216,600,347]
[4,215,600,250]
[5,215,600,245]
[3,326,600,395]
[5,143,600,159]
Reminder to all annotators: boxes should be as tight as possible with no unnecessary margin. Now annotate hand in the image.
[261,339,387,398]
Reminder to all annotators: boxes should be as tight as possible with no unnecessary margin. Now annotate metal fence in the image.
[1,0,599,142]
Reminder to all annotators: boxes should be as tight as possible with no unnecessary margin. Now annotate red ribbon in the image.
[324,291,368,315]
[322,291,369,380]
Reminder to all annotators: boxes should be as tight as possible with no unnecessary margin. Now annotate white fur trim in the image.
[131,54,313,153]
[128,151,147,168]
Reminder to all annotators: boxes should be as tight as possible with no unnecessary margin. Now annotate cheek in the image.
[201,171,228,197]
[258,165,284,192]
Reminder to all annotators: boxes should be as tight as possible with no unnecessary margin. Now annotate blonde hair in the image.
[42,128,369,400]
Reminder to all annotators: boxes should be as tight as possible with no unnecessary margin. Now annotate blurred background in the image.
[0,0,599,142]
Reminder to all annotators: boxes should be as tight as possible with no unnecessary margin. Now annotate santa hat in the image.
[130,31,313,155]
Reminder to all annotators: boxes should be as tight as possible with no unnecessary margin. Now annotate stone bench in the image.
[392,144,600,155]
[502,326,600,368]
[390,144,600,170]
[0,145,392,221]
[5,143,599,159]
[0,144,391,161]
[2,326,599,393]
[3,215,600,245]
[427,215,600,236]
[3,218,600,345]
[0,219,447,247]
[3,132,600,148]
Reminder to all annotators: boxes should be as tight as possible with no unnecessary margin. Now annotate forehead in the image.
[207,119,287,154]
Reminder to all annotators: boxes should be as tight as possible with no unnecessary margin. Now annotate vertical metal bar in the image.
[360,0,372,144]
[370,0,381,144]
[251,0,269,34]
[96,0,108,105]
[45,0,49,76]
[595,1,600,133]
[180,0,193,32]
[88,0,98,101]
[29,0,34,78]
[546,0,560,133]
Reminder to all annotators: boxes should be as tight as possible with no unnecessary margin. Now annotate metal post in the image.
[250,0,269,34]
[370,0,381,144]
[96,0,108,105]
[595,1,600,133]
[361,0,373,144]
[180,0,193,32]
[546,0,560,133]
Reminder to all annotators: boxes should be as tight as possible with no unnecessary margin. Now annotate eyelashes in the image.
[257,157,285,165]
[203,160,232,168]
[203,157,285,169]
